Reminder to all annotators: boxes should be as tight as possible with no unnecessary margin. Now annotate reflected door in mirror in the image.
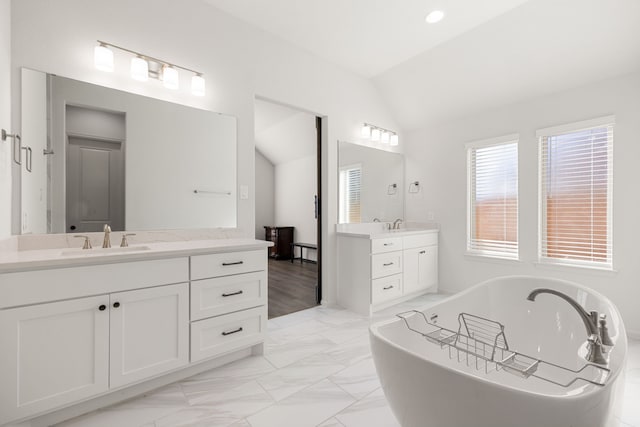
[66,136,124,232]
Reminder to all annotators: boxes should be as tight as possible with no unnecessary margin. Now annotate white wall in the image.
[404,72,640,335]
[275,155,317,260]
[255,150,275,239]
[10,0,399,305]
[0,0,11,239]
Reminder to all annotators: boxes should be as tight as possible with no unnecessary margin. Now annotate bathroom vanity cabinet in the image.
[337,230,438,316]
[0,240,269,427]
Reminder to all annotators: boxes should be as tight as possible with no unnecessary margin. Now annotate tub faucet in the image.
[393,219,403,230]
[526,288,607,364]
[102,224,111,248]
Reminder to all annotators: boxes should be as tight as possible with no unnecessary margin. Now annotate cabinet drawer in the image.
[372,274,403,304]
[371,251,403,279]
[191,250,266,280]
[0,258,189,309]
[403,232,438,249]
[190,306,266,362]
[371,237,403,254]
[191,272,266,321]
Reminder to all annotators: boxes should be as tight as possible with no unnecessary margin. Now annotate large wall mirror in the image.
[337,141,404,223]
[19,68,237,234]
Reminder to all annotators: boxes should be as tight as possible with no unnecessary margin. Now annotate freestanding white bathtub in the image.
[370,276,627,427]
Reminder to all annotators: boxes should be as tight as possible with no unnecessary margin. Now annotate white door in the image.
[0,296,110,425]
[66,135,125,233]
[109,283,189,388]
[403,246,438,295]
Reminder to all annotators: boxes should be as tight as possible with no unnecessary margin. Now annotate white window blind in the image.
[339,165,361,223]
[539,119,613,268]
[467,137,519,259]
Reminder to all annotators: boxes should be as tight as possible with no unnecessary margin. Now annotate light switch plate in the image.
[240,185,249,199]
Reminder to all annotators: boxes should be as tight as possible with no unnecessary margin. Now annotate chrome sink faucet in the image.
[392,219,403,230]
[526,288,610,364]
[102,224,111,248]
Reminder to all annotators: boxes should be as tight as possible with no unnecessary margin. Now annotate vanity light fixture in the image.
[94,43,114,72]
[93,40,205,96]
[371,128,381,142]
[381,131,390,144]
[360,123,399,146]
[130,56,149,82]
[162,65,179,90]
[191,74,206,97]
[361,123,372,138]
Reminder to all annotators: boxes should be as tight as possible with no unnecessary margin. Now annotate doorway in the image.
[64,105,126,233]
[254,98,322,318]
[66,136,124,233]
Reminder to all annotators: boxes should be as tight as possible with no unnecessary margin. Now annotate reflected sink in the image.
[60,246,152,256]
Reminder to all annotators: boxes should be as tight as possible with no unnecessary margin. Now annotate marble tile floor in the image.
[57,293,640,427]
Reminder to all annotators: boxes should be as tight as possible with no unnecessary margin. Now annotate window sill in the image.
[465,252,521,265]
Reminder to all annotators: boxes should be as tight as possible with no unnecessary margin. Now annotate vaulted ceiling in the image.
[207,0,640,131]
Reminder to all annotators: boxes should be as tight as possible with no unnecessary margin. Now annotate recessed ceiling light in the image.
[425,10,445,24]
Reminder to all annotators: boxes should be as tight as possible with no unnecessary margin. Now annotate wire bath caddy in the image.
[396,310,611,388]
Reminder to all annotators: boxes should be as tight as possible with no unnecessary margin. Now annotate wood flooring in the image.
[267,258,318,319]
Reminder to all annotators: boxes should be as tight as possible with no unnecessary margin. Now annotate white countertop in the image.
[336,227,439,239]
[0,238,272,273]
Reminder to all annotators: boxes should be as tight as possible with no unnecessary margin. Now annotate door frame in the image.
[254,96,326,306]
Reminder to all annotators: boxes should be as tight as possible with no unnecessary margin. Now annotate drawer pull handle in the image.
[222,327,244,336]
[222,261,244,266]
[383,285,394,290]
[383,262,394,266]
[419,250,426,254]
[222,290,244,297]
[383,243,393,246]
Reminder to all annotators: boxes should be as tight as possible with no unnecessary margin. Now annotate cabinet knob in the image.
[113,302,121,308]
[98,304,106,311]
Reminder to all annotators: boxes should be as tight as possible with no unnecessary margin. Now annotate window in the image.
[339,164,361,223]
[538,116,614,268]
[467,135,519,259]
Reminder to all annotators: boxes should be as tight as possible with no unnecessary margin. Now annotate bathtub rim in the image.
[369,275,628,399]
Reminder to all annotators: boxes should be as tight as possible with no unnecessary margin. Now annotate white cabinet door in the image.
[109,283,189,388]
[403,246,438,295]
[0,296,110,425]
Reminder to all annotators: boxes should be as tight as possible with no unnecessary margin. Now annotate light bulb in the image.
[381,131,390,144]
[94,44,114,72]
[361,124,371,139]
[130,56,149,81]
[163,66,179,90]
[191,74,206,96]
[425,10,445,24]
[390,134,399,146]
[371,128,381,142]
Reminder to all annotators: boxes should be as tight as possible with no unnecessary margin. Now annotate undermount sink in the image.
[60,245,152,256]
